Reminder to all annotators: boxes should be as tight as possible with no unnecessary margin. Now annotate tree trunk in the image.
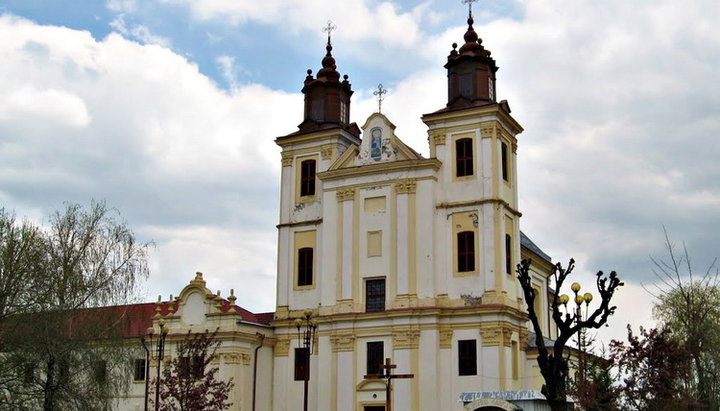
[43,356,55,411]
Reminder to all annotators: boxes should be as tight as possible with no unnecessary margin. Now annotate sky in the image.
[1,0,719,345]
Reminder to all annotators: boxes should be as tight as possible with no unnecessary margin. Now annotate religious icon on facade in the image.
[370,127,382,159]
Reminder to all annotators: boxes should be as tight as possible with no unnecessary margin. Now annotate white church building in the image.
[115,8,558,411]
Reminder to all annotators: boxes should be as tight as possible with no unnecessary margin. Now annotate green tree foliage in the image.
[0,202,150,410]
[650,230,720,409]
[151,329,234,411]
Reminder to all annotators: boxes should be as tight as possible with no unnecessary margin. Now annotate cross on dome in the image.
[373,83,387,114]
[322,20,337,45]
[462,0,479,17]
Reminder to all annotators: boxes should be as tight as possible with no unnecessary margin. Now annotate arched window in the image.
[456,138,473,177]
[300,159,316,197]
[297,247,313,286]
[457,231,475,272]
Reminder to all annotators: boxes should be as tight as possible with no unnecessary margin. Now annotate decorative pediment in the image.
[327,113,421,171]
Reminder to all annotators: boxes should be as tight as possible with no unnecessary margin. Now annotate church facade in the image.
[268,10,555,411]
[114,9,558,411]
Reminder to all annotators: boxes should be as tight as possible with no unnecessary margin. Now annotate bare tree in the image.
[648,229,720,409]
[517,258,623,411]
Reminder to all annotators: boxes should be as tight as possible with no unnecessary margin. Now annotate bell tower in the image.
[274,23,361,319]
[445,1,498,109]
[298,22,355,133]
[423,2,523,308]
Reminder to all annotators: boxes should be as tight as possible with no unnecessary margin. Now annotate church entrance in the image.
[473,407,507,411]
[364,407,385,411]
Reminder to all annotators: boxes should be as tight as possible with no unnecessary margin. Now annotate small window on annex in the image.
[366,341,384,376]
[300,159,316,197]
[455,138,473,177]
[458,339,477,376]
[294,347,309,381]
[365,278,386,312]
[134,358,146,381]
[297,247,314,287]
[457,231,475,273]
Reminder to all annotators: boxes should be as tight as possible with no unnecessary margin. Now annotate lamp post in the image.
[294,310,318,411]
[145,319,169,411]
[140,332,151,411]
[560,283,593,387]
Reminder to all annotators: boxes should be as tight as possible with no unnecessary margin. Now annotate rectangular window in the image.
[297,247,313,286]
[300,159,316,197]
[505,234,512,275]
[366,342,384,376]
[94,360,107,383]
[456,138,473,177]
[512,341,519,380]
[294,347,309,381]
[134,358,146,381]
[501,141,509,181]
[366,279,386,312]
[457,231,475,272]
[340,100,347,124]
[312,99,324,121]
[458,339,477,376]
[179,356,190,379]
[459,73,473,97]
[22,362,34,384]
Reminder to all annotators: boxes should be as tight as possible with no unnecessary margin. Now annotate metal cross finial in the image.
[373,83,387,114]
[322,20,337,44]
[462,0,479,17]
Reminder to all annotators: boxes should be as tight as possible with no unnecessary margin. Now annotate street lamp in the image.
[294,310,318,411]
[143,319,169,411]
[562,283,593,387]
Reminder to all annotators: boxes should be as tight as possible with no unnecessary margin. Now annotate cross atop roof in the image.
[373,83,387,114]
[322,20,337,44]
[462,0,479,17]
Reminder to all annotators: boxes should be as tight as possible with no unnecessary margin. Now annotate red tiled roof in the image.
[89,300,273,339]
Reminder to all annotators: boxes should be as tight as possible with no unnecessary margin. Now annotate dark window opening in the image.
[366,279,386,312]
[459,73,473,97]
[458,339,477,376]
[134,358,146,381]
[456,138,473,177]
[94,360,107,383]
[300,159,316,197]
[501,141,509,181]
[297,247,313,286]
[366,342,384,376]
[505,234,512,275]
[294,347,309,381]
[311,100,324,121]
[457,231,475,272]
[364,407,385,411]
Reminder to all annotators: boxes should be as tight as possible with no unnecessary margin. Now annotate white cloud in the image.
[0,14,299,311]
[0,86,90,128]
[159,0,426,46]
[109,15,170,47]
[106,0,138,14]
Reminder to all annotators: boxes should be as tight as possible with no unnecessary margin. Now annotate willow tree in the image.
[517,258,623,411]
[0,201,150,410]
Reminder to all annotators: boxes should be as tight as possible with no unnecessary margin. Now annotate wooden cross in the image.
[322,20,337,43]
[462,0,479,17]
[373,84,387,114]
[363,358,414,411]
